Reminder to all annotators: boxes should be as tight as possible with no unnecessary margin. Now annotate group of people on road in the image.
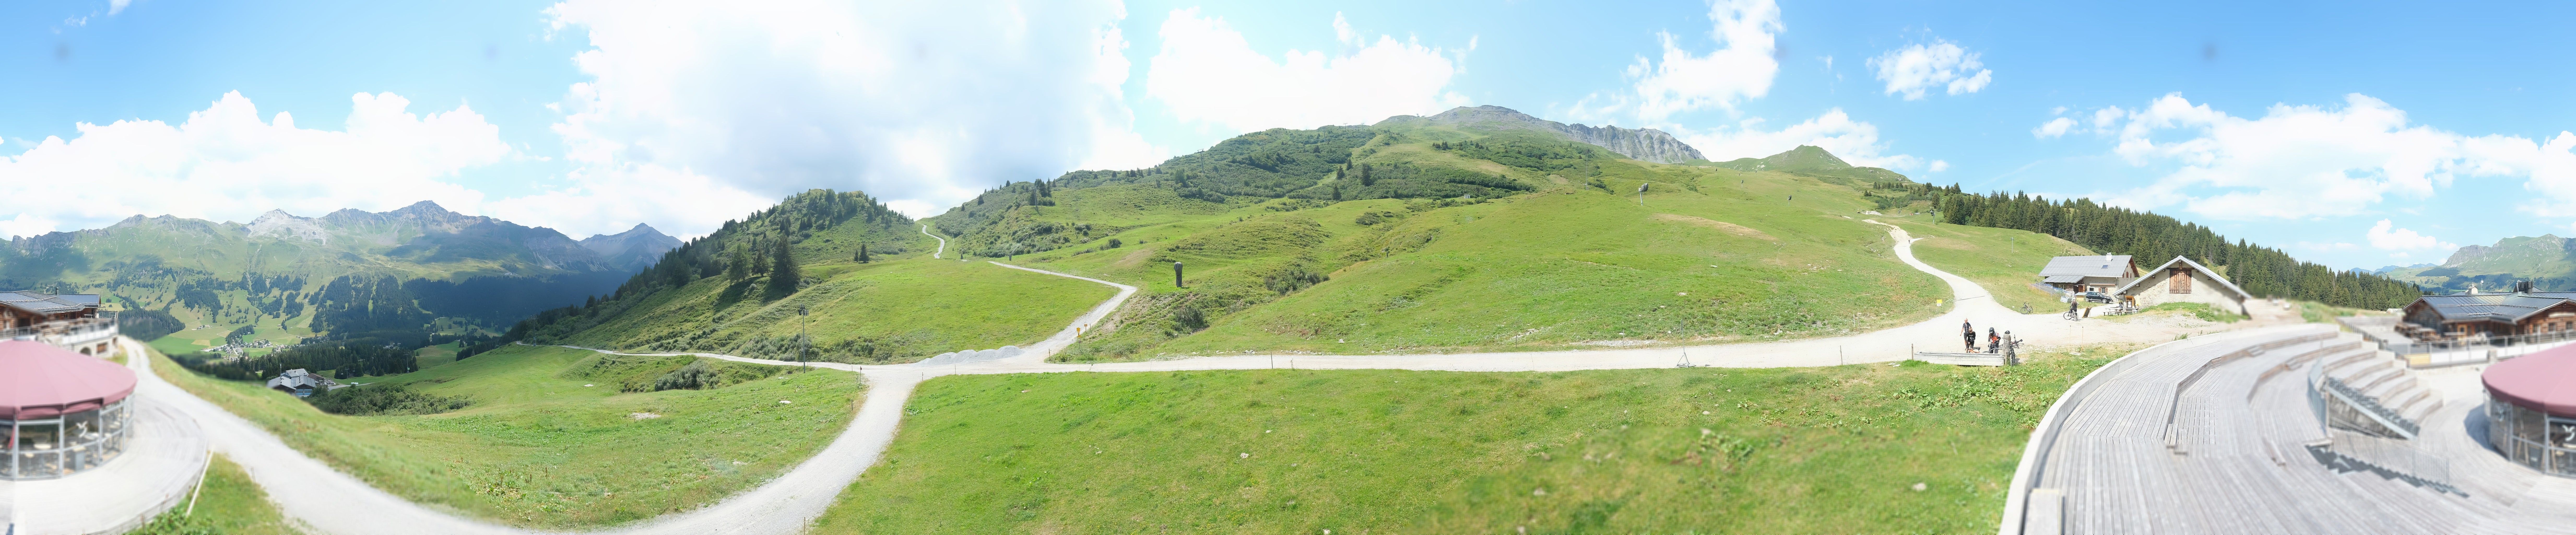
[1962,320,2007,354]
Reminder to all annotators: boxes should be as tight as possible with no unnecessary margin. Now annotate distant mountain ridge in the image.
[2383,234,2576,292]
[579,224,684,271]
[1711,145,1910,183]
[1,201,673,342]
[1384,105,1709,164]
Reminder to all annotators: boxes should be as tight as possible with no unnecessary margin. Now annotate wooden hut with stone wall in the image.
[2113,256,2253,316]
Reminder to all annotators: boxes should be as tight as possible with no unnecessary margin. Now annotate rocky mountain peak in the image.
[579,224,682,272]
[247,209,327,242]
[1391,105,1709,164]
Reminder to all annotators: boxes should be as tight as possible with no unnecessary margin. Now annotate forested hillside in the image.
[483,189,1110,365]
[1915,188,2423,308]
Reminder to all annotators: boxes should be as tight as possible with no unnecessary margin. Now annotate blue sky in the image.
[6,0,2575,270]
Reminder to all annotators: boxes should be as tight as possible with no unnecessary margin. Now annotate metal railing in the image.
[2319,374,2420,438]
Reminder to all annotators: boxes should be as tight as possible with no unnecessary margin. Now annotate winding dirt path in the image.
[918,224,944,259]
[138,220,2234,534]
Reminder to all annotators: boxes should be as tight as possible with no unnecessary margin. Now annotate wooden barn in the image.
[2112,256,2253,316]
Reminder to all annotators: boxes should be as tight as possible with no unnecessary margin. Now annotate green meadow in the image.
[815,345,2131,534]
[558,256,1115,364]
[150,344,862,528]
[1885,218,2098,314]
[994,155,1956,360]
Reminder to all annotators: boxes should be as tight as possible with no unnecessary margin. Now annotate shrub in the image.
[653,360,722,391]
[1107,238,1123,249]
[306,385,471,416]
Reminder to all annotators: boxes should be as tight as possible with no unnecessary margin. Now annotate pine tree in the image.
[856,244,871,263]
[771,236,799,283]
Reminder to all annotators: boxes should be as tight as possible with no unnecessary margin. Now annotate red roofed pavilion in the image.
[1,339,135,480]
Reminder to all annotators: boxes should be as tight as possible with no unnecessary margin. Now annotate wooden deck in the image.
[2007,324,2576,534]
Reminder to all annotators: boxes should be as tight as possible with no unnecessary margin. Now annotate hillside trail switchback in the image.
[135,219,2248,535]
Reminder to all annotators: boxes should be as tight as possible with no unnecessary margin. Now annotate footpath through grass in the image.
[1026,166,1952,360]
[816,346,2129,534]
[151,344,862,528]
[1887,218,2096,315]
[130,453,298,535]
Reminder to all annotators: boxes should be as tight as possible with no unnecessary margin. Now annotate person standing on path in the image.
[1963,320,1976,352]
[1987,328,2001,354]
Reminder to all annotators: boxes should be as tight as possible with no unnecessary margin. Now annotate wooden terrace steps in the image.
[2021,324,2576,534]
[2318,346,2444,426]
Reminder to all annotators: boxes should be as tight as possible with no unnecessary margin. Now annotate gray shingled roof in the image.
[0,290,97,315]
[2039,255,2134,278]
[2114,256,2252,300]
[2414,293,2576,324]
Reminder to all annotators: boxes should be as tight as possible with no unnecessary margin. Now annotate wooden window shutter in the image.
[2169,267,2192,294]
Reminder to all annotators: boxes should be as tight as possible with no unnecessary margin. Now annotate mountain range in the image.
[1,201,677,342]
[2383,234,2576,292]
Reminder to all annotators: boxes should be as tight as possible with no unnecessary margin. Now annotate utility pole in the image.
[797,305,810,369]
[1174,261,1185,288]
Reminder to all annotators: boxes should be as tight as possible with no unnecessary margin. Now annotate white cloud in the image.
[1573,0,1781,121]
[1673,108,1922,170]
[0,91,506,236]
[2090,107,2124,130]
[2364,219,2455,251]
[1145,9,1469,135]
[1928,160,1950,172]
[1869,40,1991,100]
[2033,117,2076,138]
[538,0,1161,235]
[2087,93,2576,220]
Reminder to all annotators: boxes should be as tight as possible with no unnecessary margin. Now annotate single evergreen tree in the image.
[856,243,871,263]
[769,235,800,294]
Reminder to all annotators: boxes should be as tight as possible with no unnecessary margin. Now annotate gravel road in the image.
[142,220,2248,534]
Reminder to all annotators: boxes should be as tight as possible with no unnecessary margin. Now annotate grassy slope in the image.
[562,256,1114,363]
[1006,151,1952,359]
[816,346,2128,534]
[416,341,462,369]
[131,453,299,535]
[1883,218,2098,314]
[150,344,861,528]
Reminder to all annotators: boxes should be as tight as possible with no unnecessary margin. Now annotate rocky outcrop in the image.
[1391,105,1708,164]
[246,210,327,242]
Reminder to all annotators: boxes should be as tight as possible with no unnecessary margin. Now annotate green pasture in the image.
[816,345,2129,533]
[149,344,862,529]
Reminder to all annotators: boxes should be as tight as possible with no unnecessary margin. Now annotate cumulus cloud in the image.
[1673,108,1922,170]
[2033,117,2076,138]
[0,91,506,237]
[1928,160,1950,172]
[1869,40,1992,100]
[537,0,1161,235]
[2365,219,2455,251]
[1145,10,1469,133]
[2084,93,2576,220]
[1571,0,1781,121]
